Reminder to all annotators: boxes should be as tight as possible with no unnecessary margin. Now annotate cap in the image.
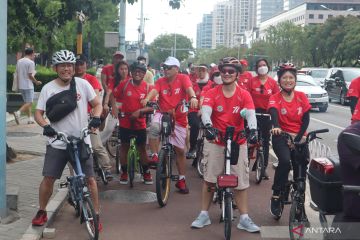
[194,64,208,70]
[240,59,248,67]
[113,51,124,57]
[164,56,180,67]
[137,56,146,61]
[76,54,87,64]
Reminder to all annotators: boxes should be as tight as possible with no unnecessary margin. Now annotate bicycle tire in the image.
[289,197,306,240]
[67,190,80,217]
[196,139,205,178]
[81,196,99,240]
[128,151,136,188]
[224,192,232,240]
[105,138,117,158]
[156,149,171,207]
[115,144,121,174]
[94,155,108,185]
[255,150,264,184]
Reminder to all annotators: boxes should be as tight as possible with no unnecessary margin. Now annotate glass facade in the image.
[307,3,360,11]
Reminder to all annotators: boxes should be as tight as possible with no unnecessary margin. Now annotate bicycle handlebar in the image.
[56,127,89,144]
[281,128,329,145]
[343,185,360,193]
[146,100,190,114]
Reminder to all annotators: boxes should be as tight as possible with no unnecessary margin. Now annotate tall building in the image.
[256,0,284,27]
[212,1,231,48]
[196,13,213,49]
[248,0,257,30]
[284,0,305,10]
[229,0,251,47]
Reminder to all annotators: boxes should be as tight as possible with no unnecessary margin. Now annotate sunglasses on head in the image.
[220,68,236,75]
[163,65,175,70]
[260,84,264,94]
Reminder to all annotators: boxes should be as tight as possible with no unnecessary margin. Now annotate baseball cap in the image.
[163,56,180,67]
[76,54,87,64]
[113,51,124,58]
[195,64,208,69]
[240,59,248,67]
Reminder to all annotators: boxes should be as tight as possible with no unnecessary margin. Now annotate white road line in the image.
[329,103,350,110]
[310,117,345,130]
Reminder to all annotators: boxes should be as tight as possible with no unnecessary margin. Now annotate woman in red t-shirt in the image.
[267,63,311,220]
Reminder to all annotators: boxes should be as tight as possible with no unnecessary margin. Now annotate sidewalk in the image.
[2,115,69,240]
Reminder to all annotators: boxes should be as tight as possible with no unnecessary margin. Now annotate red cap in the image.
[240,59,248,67]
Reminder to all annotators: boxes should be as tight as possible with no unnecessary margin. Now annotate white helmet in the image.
[52,50,76,65]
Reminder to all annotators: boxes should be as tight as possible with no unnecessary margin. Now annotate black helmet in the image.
[277,63,297,82]
[130,61,147,73]
[218,57,242,72]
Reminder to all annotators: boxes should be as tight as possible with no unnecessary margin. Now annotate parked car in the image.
[300,67,330,88]
[324,67,360,105]
[296,75,329,112]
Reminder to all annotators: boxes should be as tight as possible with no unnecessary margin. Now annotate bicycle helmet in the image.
[218,57,242,72]
[276,62,297,81]
[130,61,147,73]
[52,50,76,66]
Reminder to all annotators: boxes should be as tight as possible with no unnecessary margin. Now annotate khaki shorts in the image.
[203,140,249,190]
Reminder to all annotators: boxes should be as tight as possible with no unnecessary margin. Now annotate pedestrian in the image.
[137,56,154,85]
[13,48,42,124]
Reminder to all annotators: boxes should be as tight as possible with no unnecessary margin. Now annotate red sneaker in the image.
[175,179,189,194]
[119,172,128,184]
[149,153,159,169]
[143,172,153,185]
[97,215,103,232]
[32,210,48,226]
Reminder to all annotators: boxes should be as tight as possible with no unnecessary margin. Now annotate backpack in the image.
[46,78,77,122]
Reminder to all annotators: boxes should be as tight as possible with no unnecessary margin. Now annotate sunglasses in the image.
[220,68,236,75]
[163,65,175,70]
[132,69,146,75]
[260,84,264,94]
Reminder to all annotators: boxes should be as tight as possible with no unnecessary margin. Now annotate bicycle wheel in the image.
[156,149,171,207]
[255,150,264,184]
[81,196,99,240]
[115,144,121,174]
[67,190,80,217]
[289,197,306,240]
[106,137,117,158]
[223,191,232,240]
[94,156,108,185]
[196,139,205,178]
[128,151,136,188]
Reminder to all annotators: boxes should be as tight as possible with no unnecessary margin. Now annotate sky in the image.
[124,0,222,46]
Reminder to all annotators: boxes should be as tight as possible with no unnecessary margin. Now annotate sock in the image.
[200,211,209,216]
[179,175,185,180]
[240,214,249,221]
[121,165,127,173]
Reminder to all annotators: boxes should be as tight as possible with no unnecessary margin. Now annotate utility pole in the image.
[0,0,7,218]
[119,1,126,56]
[76,10,86,56]
[139,0,144,56]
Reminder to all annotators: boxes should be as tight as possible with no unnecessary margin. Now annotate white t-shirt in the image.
[37,77,96,149]
[16,57,36,90]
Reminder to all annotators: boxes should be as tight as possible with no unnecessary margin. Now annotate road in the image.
[42,102,352,240]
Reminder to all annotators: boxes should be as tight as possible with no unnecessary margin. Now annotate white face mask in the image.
[258,66,268,75]
[213,76,223,85]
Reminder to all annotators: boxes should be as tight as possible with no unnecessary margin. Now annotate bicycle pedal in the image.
[171,175,179,181]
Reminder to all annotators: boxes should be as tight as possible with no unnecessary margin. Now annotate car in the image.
[324,67,360,105]
[295,75,329,112]
[300,67,330,88]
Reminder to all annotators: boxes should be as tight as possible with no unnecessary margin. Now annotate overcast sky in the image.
[125,0,221,46]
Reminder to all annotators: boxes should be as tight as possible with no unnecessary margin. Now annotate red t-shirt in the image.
[248,76,279,110]
[238,71,253,90]
[82,73,102,113]
[190,80,213,113]
[202,85,255,145]
[108,75,131,92]
[267,91,312,134]
[155,74,193,127]
[201,82,218,97]
[101,64,114,89]
[113,79,153,130]
[190,73,197,84]
[347,77,360,122]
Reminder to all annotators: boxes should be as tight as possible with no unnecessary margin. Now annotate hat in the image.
[113,51,124,57]
[164,56,180,67]
[137,56,146,61]
[196,64,208,69]
[76,54,87,64]
[240,59,248,67]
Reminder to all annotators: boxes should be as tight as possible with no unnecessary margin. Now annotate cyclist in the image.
[75,54,113,181]
[191,57,260,233]
[32,50,103,230]
[238,59,253,90]
[247,58,279,179]
[186,64,213,159]
[347,76,360,124]
[268,63,311,219]
[141,56,198,194]
[200,66,221,104]
[113,62,154,185]
[137,56,154,85]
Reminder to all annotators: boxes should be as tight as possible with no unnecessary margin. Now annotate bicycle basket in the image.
[217,175,238,188]
[161,114,172,137]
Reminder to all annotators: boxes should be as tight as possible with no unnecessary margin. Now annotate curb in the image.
[20,188,68,240]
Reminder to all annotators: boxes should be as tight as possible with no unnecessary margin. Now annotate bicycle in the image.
[92,151,108,185]
[192,121,206,178]
[147,100,189,207]
[276,129,328,240]
[58,127,99,240]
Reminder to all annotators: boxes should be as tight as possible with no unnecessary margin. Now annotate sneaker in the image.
[27,117,35,124]
[237,216,260,233]
[186,149,196,159]
[175,179,189,194]
[270,196,282,219]
[119,172,128,184]
[32,210,48,226]
[104,170,113,181]
[149,153,159,169]
[191,213,211,229]
[13,111,20,125]
[263,170,270,180]
[143,172,153,185]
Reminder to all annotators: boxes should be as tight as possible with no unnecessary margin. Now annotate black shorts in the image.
[42,145,94,179]
[119,127,147,145]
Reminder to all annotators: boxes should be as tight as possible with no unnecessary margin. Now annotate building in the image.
[284,0,306,10]
[196,13,213,49]
[211,1,231,48]
[256,0,285,27]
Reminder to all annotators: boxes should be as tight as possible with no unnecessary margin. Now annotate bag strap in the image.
[121,79,131,97]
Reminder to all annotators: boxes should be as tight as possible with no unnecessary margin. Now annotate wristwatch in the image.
[190,96,197,99]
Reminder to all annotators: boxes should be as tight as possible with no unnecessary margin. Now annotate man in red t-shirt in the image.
[113,62,154,185]
[191,57,260,233]
[238,59,253,90]
[75,55,113,181]
[141,56,198,194]
[347,77,360,124]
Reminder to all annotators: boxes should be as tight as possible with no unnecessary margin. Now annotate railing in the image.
[309,139,332,159]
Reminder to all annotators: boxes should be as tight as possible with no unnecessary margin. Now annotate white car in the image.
[295,75,329,112]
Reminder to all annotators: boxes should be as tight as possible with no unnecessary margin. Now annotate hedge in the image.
[7,65,97,92]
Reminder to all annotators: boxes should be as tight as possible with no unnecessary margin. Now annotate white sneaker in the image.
[237,216,260,233]
[191,213,211,229]
[13,111,20,125]
[28,117,35,124]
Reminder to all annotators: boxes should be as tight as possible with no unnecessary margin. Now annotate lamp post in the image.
[76,10,86,56]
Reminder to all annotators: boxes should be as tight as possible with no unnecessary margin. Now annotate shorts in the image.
[149,112,187,149]
[119,127,147,145]
[42,145,95,179]
[203,140,249,190]
[19,89,34,103]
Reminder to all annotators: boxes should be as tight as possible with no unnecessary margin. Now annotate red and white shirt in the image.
[155,74,193,127]
[267,91,311,134]
[347,77,360,122]
[238,71,253,90]
[202,85,255,145]
[248,76,279,110]
[101,64,114,90]
[190,80,213,113]
[82,73,102,113]
[113,79,152,130]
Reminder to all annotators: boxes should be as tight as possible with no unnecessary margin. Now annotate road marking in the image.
[310,117,345,130]
[329,103,349,110]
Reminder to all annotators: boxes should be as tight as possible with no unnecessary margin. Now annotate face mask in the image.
[213,76,222,85]
[198,73,209,84]
[258,66,268,75]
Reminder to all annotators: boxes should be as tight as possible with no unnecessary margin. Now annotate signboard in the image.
[104,32,119,48]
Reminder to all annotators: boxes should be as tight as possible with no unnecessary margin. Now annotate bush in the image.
[7,65,98,92]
